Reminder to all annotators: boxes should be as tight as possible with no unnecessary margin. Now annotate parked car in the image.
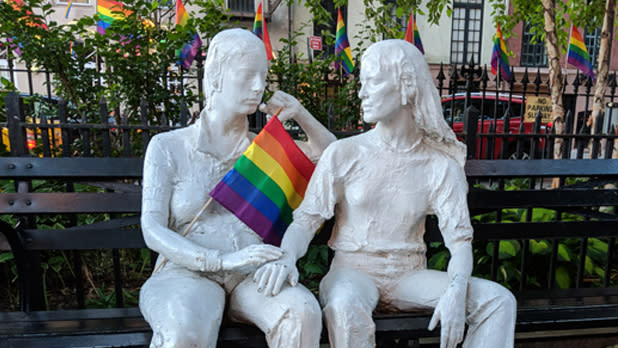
[441,92,547,159]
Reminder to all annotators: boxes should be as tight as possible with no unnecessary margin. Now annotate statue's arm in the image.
[140,137,223,272]
[260,91,336,160]
[427,162,474,348]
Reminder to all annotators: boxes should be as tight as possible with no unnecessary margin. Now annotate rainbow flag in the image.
[335,8,354,75]
[210,116,315,246]
[175,0,201,68]
[175,0,189,26]
[567,25,595,81]
[64,1,72,19]
[491,23,511,81]
[176,33,202,69]
[97,0,132,35]
[253,2,273,60]
[404,12,424,54]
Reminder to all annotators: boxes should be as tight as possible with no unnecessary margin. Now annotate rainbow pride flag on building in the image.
[97,0,132,35]
[335,8,354,75]
[490,23,511,81]
[404,12,424,55]
[210,116,315,246]
[567,25,595,81]
[253,2,273,60]
[64,1,72,19]
[175,0,202,68]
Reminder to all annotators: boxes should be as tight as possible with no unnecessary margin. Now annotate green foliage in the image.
[0,0,229,126]
[488,0,612,55]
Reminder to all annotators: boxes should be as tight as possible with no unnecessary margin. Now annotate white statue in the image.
[139,28,335,348]
[254,39,517,348]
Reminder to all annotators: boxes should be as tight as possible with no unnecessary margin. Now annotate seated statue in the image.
[139,28,335,348]
[255,39,517,348]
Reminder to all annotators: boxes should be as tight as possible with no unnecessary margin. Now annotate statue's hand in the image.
[428,281,467,348]
[253,253,299,296]
[220,244,283,271]
[259,91,308,122]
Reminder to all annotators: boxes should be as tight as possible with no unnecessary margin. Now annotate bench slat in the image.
[22,228,146,250]
[465,159,618,178]
[469,189,618,209]
[0,193,141,214]
[0,158,143,179]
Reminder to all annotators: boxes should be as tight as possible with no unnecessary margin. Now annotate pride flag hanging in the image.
[64,1,72,19]
[210,116,315,246]
[175,0,189,26]
[404,12,424,54]
[335,8,354,75]
[97,0,132,35]
[567,25,595,81]
[253,2,273,60]
[175,0,202,69]
[490,23,511,81]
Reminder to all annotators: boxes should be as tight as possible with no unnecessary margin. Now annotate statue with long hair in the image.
[255,39,516,348]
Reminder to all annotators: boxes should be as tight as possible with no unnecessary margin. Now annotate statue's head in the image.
[360,39,466,168]
[203,28,268,114]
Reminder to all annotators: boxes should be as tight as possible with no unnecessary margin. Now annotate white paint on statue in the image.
[139,28,334,348]
[255,39,517,348]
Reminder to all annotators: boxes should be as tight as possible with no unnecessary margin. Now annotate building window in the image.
[226,0,254,13]
[584,27,603,69]
[450,0,483,65]
[521,22,547,67]
[56,0,90,5]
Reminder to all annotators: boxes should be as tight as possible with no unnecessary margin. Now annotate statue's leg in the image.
[228,276,322,348]
[139,267,226,348]
[319,267,380,348]
[389,269,516,348]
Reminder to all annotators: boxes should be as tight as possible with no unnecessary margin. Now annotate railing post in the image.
[6,92,27,156]
[464,105,479,160]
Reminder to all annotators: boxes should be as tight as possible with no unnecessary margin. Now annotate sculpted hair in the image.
[362,40,467,170]
[203,29,266,110]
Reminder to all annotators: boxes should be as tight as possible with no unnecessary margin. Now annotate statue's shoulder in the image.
[147,125,196,155]
[324,132,373,156]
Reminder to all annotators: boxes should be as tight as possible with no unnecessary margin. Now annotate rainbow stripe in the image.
[491,23,511,81]
[174,0,201,68]
[210,117,315,246]
[404,12,424,54]
[335,8,354,75]
[176,33,202,69]
[252,2,273,60]
[568,25,595,81]
[64,1,72,19]
[97,0,132,35]
[175,0,189,26]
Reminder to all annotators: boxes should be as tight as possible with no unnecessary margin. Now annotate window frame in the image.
[450,0,483,65]
[520,22,548,67]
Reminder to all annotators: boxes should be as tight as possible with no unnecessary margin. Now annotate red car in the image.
[441,93,546,159]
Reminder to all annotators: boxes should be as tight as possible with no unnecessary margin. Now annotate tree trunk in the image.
[590,0,616,153]
[542,0,566,160]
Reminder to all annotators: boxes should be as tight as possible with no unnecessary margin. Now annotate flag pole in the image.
[152,106,284,273]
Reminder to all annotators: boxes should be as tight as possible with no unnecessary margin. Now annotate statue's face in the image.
[358,54,402,124]
[220,48,268,115]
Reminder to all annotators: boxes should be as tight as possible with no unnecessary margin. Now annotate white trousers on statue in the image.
[319,251,517,348]
[139,263,322,348]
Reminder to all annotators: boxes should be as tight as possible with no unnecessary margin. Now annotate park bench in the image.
[1,154,618,348]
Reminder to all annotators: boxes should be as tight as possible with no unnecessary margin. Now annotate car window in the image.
[443,99,466,123]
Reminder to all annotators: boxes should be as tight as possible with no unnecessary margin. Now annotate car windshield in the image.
[442,97,523,123]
